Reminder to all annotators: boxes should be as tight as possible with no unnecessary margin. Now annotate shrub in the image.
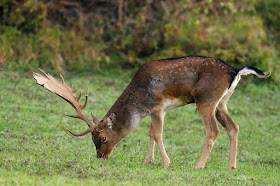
[0,0,279,82]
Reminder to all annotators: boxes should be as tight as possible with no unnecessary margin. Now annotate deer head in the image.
[91,113,124,158]
[32,69,120,159]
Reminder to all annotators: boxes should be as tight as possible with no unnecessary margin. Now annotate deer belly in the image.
[162,98,186,111]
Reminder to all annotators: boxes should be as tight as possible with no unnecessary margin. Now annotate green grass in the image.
[0,69,279,185]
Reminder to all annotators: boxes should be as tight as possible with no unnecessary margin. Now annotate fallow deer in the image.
[33,56,271,171]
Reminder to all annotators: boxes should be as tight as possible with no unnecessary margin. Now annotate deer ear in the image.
[106,113,116,129]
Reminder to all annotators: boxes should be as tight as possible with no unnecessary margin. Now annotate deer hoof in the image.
[144,159,154,164]
[163,161,170,168]
[228,166,237,172]
[194,164,204,170]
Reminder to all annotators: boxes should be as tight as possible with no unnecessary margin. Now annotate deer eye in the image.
[102,137,106,143]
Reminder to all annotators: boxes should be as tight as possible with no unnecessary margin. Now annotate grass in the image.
[0,68,279,185]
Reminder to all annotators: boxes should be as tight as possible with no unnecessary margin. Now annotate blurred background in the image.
[0,0,279,81]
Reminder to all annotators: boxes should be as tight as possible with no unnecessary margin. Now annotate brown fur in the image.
[33,56,270,171]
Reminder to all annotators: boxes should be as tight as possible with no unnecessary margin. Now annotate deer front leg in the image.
[145,125,155,164]
[216,104,239,171]
[150,110,170,168]
[195,104,220,169]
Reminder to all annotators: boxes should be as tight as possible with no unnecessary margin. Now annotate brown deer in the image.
[33,56,270,171]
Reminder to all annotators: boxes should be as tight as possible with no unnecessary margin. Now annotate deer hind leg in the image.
[216,101,239,171]
[192,76,228,169]
[194,102,220,169]
[150,109,170,168]
[145,125,155,164]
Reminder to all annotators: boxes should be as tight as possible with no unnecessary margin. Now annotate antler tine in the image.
[77,92,82,101]
[64,112,79,118]
[38,68,49,79]
[81,87,88,109]
[67,128,92,136]
[60,74,65,84]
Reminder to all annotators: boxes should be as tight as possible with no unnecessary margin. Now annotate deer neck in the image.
[104,86,147,136]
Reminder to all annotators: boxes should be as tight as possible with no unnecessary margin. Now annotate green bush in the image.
[0,25,108,70]
[0,0,279,81]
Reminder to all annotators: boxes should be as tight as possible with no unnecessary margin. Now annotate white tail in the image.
[238,66,271,78]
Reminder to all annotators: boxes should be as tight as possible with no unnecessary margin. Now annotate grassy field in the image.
[0,68,279,185]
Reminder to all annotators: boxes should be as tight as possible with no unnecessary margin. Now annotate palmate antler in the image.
[33,68,99,136]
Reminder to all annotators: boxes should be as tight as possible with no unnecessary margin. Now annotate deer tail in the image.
[228,66,271,91]
[238,66,271,78]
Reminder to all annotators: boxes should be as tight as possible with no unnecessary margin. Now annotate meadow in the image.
[0,68,279,185]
